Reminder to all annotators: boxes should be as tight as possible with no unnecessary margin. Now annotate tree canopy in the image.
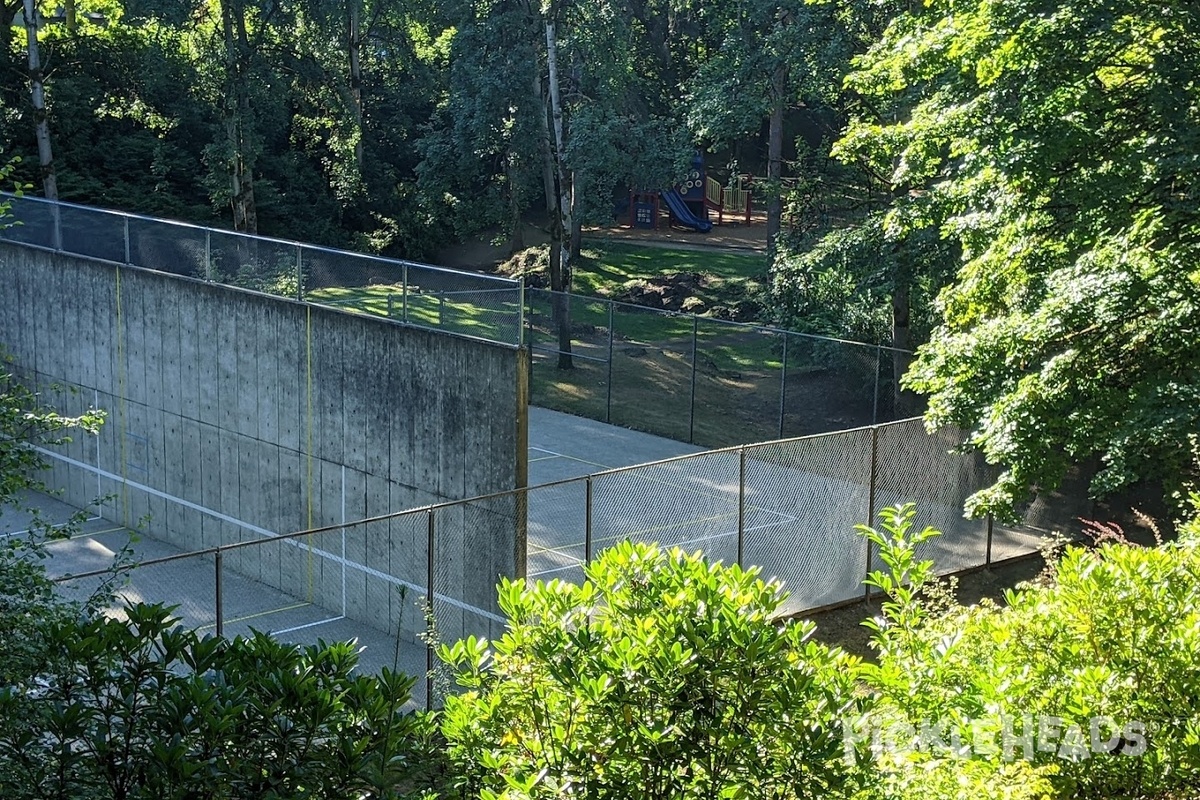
[838,0,1200,515]
[5,0,1200,512]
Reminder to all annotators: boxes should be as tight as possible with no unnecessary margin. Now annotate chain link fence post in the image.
[688,315,698,443]
[585,475,594,565]
[296,246,304,301]
[865,424,879,602]
[51,201,62,251]
[214,549,224,637]
[873,346,882,424]
[737,447,746,567]
[402,263,409,323]
[517,278,526,346]
[204,229,213,281]
[606,301,614,423]
[778,333,788,438]
[986,513,994,566]
[123,215,131,265]
[527,328,534,401]
[426,509,435,711]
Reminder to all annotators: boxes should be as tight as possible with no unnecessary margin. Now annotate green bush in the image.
[440,541,862,800]
[853,503,1200,799]
[0,603,440,800]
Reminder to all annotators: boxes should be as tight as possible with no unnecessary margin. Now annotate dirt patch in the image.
[614,272,708,312]
[586,213,770,254]
[434,223,550,271]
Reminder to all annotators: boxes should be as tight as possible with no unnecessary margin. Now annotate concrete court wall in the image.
[0,242,528,640]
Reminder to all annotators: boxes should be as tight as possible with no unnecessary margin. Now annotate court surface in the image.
[2,487,430,706]
[527,406,702,483]
[523,408,1046,610]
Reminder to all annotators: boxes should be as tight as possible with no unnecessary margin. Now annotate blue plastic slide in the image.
[659,189,713,233]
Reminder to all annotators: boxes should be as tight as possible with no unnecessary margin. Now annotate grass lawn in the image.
[305,284,523,343]
[307,241,770,347]
[570,242,768,302]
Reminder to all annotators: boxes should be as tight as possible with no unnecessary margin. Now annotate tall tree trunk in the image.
[221,0,257,233]
[569,172,582,258]
[506,150,525,255]
[23,0,56,200]
[534,73,556,216]
[544,16,573,370]
[347,0,364,172]
[765,62,786,260]
[64,0,76,33]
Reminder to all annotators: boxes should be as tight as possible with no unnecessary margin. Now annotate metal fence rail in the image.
[525,288,916,447]
[0,194,526,346]
[51,418,1088,710]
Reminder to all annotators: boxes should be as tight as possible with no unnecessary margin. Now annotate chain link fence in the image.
[52,500,516,711]
[526,288,912,447]
[3,194,916,435]
[49,417,1085,710]
[523,418,1085,615]
[0,194,525,345]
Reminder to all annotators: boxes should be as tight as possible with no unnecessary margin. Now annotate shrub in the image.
[0,602,441,800]
[440,541,862,800]
[853,503,1200,799]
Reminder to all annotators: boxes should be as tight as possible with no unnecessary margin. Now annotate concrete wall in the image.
[0,243,527,640]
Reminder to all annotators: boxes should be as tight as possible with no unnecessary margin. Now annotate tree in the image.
[417,0,544,253]
[686,0,848,258]
[422,0,691,370]
[837,0,1200,516]
[21,0,57,199]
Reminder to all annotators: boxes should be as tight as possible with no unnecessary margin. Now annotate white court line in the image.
[33,447,505,624]
[274,615,346,636]
[529,446,609,469]
[2,513,103,537]
[528,502,798,560]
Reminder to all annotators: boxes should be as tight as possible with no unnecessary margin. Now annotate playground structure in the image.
[704,175,754,225]
[628,153,754,232]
